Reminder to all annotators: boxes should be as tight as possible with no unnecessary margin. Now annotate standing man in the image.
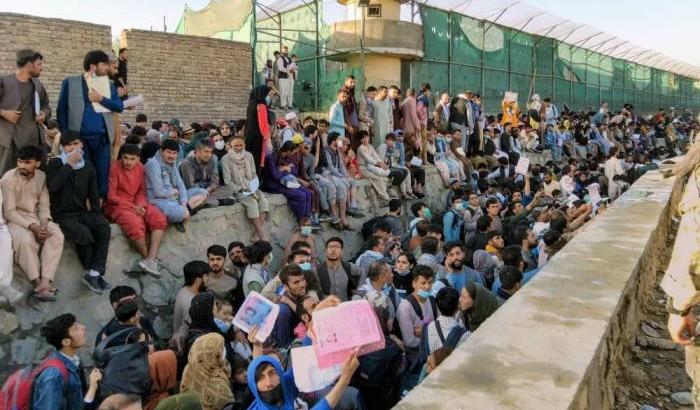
[662,152,700,408]
[276,46,294,109]
[371,86,393,147]
[416,83,431,163]
[57,50,124,198]
[0,49,50,174]
[115,48,128,99]
[341,75,360,141]
[1,146,64,301]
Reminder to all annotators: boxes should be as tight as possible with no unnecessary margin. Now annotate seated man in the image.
[1,146,64,301]
[104,144,167,276]
[0,185,22,304]
[95,285,158,347]
[46,131,111,293]
[145,139,207,232]
[178,137,234,207]
[269,264,308,350]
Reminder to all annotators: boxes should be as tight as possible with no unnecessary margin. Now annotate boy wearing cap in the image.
[0,49,51,174]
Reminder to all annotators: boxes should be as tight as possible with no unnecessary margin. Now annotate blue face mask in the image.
[382,283,391,295]
[265,95,272,106]
[214,317,231,333]
[299,262,312,271]
[417,289,432,299]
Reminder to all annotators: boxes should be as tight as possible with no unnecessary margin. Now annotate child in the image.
[289,54,299,81]
[230,355,254,410]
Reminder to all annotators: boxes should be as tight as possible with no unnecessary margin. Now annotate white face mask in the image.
[214,140,226,150]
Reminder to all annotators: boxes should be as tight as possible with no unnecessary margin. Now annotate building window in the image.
[368,4,382,17]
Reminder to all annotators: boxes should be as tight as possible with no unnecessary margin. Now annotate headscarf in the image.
[247,355,296,410]
[246,85,272,175]
[144,349,178,410]
[153,393,201,410]
[227,150,256,189]
[187,292,218,333]
[180,333,233,410]
[463,282,500,331]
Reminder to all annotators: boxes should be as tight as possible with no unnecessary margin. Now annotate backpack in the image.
[0,356,68,410]
[431,209,462,231]
[94,327,152,396]
[405,294,437,322]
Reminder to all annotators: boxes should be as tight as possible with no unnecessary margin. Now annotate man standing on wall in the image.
[57,50,124,198]
[115,48,128,100]
[662,147,700,408]
[0,49,50,174]
[276,46,294,109]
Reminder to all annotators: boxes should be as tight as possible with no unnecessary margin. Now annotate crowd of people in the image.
[1,44,699,410]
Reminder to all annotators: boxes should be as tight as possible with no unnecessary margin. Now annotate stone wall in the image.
[118,30,252,125]
[396,170,680,410]
[0,13,112,113]
[0,168,450,379]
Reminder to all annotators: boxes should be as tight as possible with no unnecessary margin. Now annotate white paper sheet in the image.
[85,75,112,113]
[123,94,144,108]
[291,346,342,393]
[514,157,530,175]
[410,157,423,167]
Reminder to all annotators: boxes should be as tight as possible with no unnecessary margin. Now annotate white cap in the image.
[285,112,298,121]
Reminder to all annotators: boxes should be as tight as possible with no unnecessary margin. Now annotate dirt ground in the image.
[615,221,694,410]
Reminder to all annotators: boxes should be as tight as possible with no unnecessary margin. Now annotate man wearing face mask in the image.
[442,196,465,242]
[57,50,124,198]
[396,265,436,366]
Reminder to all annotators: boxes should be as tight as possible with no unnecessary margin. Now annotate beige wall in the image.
[120,29,252,124]
[347,54,401,87]
[345,0,401,21]
[0,13,112,118]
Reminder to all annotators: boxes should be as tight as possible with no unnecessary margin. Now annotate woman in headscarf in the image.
[144,349,178,410]
[246,85,273,176]
[261,140,313,226]
[181,333,234,410]
[459,282,501,332]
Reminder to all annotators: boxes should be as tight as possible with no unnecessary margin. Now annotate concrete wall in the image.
[396,170,681,410]
[119,30,252,125]
[0,13,112,114]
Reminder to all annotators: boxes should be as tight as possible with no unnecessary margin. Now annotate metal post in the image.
[360,4,366,92]
[447,10,452,94]
[480,21,485,99]
[507,30,512,92]
[314,0,320,111]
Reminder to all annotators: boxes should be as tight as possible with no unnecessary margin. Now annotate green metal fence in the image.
[407,6,700,115]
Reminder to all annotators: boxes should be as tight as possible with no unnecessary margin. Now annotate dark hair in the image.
[161,138,180,152]
[83,50,110,71]
[16,50,43,67]
[135,113,147,123]
[17,145,44,162]
[291,240,311,253]
[120,144,141,158]
[325,236,344,249]
[499,266,523,291]
[109,285,137,305]
[397,251,416,266]
[421,237,439,255]
[303,125,318,137]
[436,287,459,316]
[427,224,443,237]
[410,202,427,217]
[279,264,305,285]
[287,249,310,263]
[152,120,163,130]
[130,126,147,137]
[384,133,396,142]
[183,260,210,286]
[118,48,128,55]
[207,245,227,258]
[367,261,388,282]
[501,245,523,268]
[326,132,340,146]
[244,241,272,264]
[228,241,245,253]
[443,240,463,254]
[366,86,377,92]
[41,313,76,350]
[476,215,491,232]
[373,219,392,234]
[543,230,562,246]
[196,137,214,151]
[389,199,401,212]
[115,299,139,323]
[513,226,530,244]
[367,235,384,251]
[485,198,499,209]
[550,217,567,233]
[412,265,434,281]
[415,220,430,236]
[60,130,81,146]
[420,82,431,92]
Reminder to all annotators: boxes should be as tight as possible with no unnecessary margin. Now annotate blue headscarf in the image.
[246,355,296,410]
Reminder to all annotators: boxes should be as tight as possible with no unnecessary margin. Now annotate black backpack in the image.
[361,215,387,240]
[94,327,152,397]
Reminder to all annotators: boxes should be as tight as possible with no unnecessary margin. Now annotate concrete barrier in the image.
[396,170,681,409]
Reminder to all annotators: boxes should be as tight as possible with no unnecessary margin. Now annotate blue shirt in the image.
[446,268,484,292]
[31,351,85,410]
[57,76,123,136]
[492,268,540,294]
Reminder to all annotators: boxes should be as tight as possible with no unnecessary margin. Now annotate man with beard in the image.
[388,85,403,132]
[57,50,124,198]
[276,46,294,109]
[1,145,64,301]
[115,48,128,99]
[443,241,484,292]
[206,244,239,303]
[341,75,360,140]
[269,264,308,349]
[228,241,249,277]
[514,226,538,272]
[173,260,210,333]
[0,49,51,174]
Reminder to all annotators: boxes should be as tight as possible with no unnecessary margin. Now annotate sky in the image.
[3,0,699,67]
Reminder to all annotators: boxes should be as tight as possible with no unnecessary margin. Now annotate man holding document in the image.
[57,50,124,198]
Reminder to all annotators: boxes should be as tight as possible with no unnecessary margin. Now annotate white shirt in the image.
[426,315,470,353]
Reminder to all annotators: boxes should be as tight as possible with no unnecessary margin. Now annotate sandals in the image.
[33,287,57,302]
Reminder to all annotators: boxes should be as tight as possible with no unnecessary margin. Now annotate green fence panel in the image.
[483,69,508,113]
[451,65,481,95]
[535,37,553,77]
[451,14,482,65]
[483,25,509,70]
[555,78,571,107]
[510,32,533,74]
[420,7,450,61]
